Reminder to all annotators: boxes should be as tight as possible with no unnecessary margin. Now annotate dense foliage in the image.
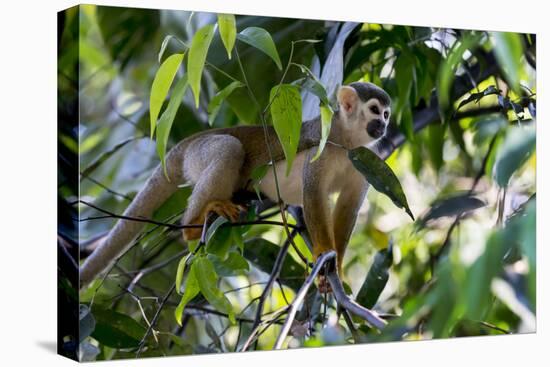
[58,5,536,361]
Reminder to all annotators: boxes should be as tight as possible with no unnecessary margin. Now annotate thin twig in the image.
[273,251,336,349]
[136,283,176,357]
[251,229,297,331]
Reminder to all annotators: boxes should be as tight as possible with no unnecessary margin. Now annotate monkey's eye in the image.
[384,111,389,120]
[370,105,380,115]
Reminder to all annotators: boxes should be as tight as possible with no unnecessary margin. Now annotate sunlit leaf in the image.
[207,81,244,126]
[156,75,188,178]
[493,125,536,187]
[348,146,414,220]
[237,27,282,70]
[269,84,302,176]
[175,263,200,326]
[310,105,333,162]
[149,53,184,137]
[356,242,393,308]
[217,14,237,59]
[175,253,192,295]
[188,24,215,108]
[194,256,236,324]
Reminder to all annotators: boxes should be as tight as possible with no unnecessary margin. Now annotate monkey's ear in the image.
[337,86,359,115]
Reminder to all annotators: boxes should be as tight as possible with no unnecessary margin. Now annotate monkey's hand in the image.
[183,200,246,240]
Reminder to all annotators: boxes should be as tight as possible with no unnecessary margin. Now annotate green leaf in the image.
[175,253,192,295]
[207,81,244,126]
[96,7,160,70]
[493,126,536,187]
[174,263,200,326]
[493,32,523,93]
[293,64,330,106]
[217,14,237,59]
[91,307,146,348]
[205,218,233,259]
[472,117,507,147]
[417,192,486,228]
[237,27,282,70]
[149,53,184,137]
[209,251,250,277]
[427,124,445,171]
[348,146,414,220]
[156,75,188,178]
[249,164,270,200]
[269,84,302,176]
[356,243,393,308]
[243,238,307,291]
[188,24,215,108]
[437,33,483,110]
[194,257,236,324]
[310,105,334,162]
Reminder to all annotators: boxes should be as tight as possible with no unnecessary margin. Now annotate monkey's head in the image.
[336,82,391,147]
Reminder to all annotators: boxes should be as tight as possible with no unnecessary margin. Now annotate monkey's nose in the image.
[367,119,384,138]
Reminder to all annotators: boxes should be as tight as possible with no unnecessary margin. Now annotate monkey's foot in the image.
[182,200,246,241]
[203,200,246,222]
[318,275,332,294]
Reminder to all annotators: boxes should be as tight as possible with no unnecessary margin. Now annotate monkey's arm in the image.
[302,147,336,259]
[332,168,368,274]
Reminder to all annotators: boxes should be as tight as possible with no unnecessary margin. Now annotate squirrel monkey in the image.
[79,82,391,286]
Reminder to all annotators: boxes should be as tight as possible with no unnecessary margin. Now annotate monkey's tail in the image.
[79,144,186,287]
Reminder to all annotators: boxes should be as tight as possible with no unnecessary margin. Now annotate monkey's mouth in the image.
[367,119,385,139]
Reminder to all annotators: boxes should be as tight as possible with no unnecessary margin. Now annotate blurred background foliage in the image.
[57,4,536,361]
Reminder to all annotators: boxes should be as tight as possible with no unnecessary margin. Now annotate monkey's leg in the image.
[333,169,368,276]
[181,135,246,240]
[303,148,337,292]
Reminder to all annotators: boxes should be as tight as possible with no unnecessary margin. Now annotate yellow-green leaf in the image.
[217,14,236,59]
[310,104,333,162]
[156,75,188,178]
[269,84,302,176]
[174,263,200,326]
[175,253,192,295]
[237,27,282,70]
[194,256,236,324]
[149,53,184,137]
[188,24,215,108]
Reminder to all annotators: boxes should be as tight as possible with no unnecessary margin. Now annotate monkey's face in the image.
[337,83,391,147]
[363,98,391,141]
